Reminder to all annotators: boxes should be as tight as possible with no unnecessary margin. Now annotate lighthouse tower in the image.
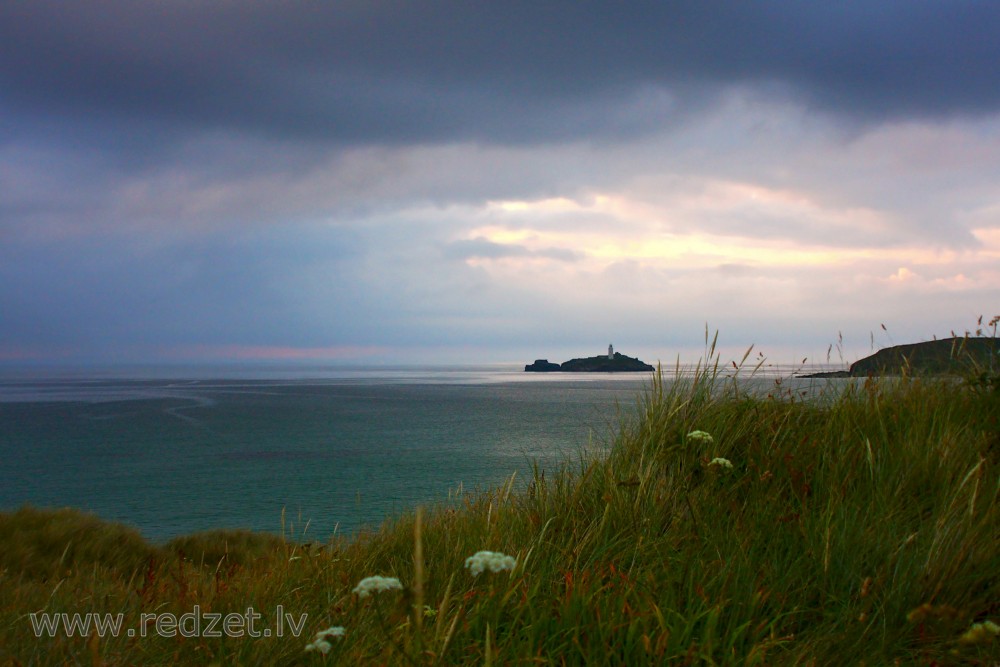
[608,344,614,359]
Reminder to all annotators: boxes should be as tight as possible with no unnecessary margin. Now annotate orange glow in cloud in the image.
[972,227,1000,256]
[463,222,917,272]
[467,185,979,273]
[488,197,584,214]
[889,267,918,282]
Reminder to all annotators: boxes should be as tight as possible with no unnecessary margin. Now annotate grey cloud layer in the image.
[3,1,1000,149]
[3,2,998,363]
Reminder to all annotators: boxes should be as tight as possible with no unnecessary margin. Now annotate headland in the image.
[799,336,998,378]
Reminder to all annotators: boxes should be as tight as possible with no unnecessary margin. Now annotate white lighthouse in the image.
[608,344,614,359]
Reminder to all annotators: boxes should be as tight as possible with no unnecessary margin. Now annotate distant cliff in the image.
[801,337,998,378]
[525,352,655,373]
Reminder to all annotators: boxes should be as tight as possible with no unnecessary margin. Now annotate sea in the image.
[0,365,658,542]
[0,363,834,543]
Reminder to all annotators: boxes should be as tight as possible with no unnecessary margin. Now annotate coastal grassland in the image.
[1,365,998,665]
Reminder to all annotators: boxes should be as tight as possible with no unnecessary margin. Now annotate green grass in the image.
[1,360,998,665]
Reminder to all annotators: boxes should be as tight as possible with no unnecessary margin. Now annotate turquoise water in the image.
[0,368,651,541]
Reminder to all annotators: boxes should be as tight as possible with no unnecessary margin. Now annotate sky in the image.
[2,1,999,367]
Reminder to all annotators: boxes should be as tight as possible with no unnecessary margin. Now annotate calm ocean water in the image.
[0,366,655,542]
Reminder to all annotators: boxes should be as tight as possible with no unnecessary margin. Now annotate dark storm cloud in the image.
[3,1,999,149]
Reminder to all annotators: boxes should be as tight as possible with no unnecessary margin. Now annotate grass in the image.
[1,355,998,665]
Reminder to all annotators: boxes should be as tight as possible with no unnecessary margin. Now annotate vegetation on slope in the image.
[849,336,998,377]
[803,319,1000,379]
[1,356,998,665]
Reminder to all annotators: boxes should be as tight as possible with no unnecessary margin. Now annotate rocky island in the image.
[524,359,562,372]
[525,346,655,373]
[800,336,998,378]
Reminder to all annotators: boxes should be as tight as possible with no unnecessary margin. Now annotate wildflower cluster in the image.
[959,619,1000,644]
[352,575,404,598]
[465,550,516,576]
[686,430,714,445]
[708,457,734,471]
[304,626,345,654]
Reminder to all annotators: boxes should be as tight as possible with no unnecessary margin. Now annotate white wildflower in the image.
[686,430,714,445]
[316,626,346,639]
[708,457,734,470]
[305,638,332,654]
[959,620,1000,644]
[352,575,404,598]
[304,626,344,654]
[465,550,516,576]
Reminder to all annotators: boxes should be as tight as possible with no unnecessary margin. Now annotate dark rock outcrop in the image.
[798,370,851,378]
[524,359,561,372]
